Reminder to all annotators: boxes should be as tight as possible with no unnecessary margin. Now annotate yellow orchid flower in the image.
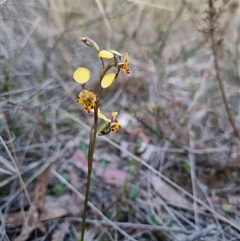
[76,90,96,113]
[110,122,121,133]
[110,112,121,133]
[95,110,121,134]
[117,53,130,75]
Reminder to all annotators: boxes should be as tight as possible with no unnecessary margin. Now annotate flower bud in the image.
[80,37,100,52]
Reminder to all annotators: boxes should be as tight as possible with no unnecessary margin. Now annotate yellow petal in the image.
[79,89,96,101]
[123,53,129,62]
[101,73,116,88]
[109,50,122,56]
[98,50,114,59]
[98,111,111,122]
[73,67,90,84]
[111,112,118,119]
[90,108,111,122]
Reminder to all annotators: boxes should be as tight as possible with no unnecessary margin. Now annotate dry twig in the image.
[208,0,240,138]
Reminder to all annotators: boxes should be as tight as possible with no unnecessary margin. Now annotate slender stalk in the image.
[80,105,99,241]
[100,57,105,68]
[208,0,240,138]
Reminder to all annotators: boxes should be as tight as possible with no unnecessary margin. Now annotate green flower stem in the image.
[100,57,105,69]
[80,104,99,241]
[96,87,103,99]
[114,68,121,80]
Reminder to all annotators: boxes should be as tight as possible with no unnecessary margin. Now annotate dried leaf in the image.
[15,165,52,241]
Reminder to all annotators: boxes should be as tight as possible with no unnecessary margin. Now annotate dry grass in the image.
[1,0,240,240]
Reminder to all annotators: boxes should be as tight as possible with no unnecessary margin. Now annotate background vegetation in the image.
[1,0,240,240]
